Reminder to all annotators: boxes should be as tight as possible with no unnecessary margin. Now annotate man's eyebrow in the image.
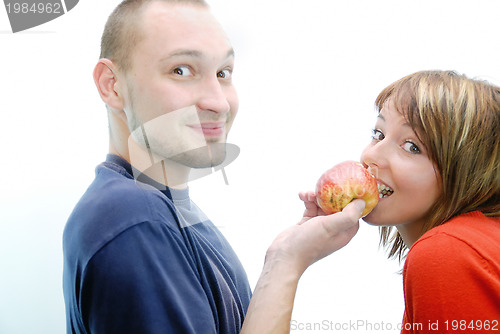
[161,48,235,61]
[167,49,202,58]
[226,48,235,58]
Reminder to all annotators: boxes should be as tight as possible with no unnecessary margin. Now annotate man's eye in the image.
[217,69,232,79]
[371,129,385,141]
[172,66,193,76]
[402,141,421,154]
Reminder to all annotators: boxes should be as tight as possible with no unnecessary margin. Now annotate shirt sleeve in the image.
[79,221,218,334]
[402,232,500,333]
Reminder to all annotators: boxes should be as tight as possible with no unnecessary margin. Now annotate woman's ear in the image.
[93,58,125,111]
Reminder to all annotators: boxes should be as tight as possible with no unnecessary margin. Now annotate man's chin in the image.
[172,143,228,169]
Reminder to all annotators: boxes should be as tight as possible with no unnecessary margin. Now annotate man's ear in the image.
[93,58,125,110]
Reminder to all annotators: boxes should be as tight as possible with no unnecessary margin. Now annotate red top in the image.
[402,211,500,333]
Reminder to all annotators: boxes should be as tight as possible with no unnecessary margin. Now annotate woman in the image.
[242,70,499,334]
[361,70,500,331]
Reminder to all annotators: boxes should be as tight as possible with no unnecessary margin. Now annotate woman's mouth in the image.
[377,181,394,198]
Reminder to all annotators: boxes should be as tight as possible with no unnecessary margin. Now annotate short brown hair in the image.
[376,70,500,260]
[100,0,208,72]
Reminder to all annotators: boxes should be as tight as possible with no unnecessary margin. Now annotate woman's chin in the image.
[362,209,385,226]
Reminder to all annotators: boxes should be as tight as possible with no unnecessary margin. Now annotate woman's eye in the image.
[217,69,232,79]
[402,141,421,154]
[172,66,193,76]
[371,129,385,141]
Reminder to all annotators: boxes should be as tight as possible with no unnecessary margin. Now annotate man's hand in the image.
[266,191,366,276]
[241,192,366,334]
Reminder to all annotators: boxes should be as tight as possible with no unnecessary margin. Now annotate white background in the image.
[1,1,499,333]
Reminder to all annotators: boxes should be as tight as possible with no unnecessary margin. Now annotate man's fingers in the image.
[321,199,365,235]
[298,191,323,223]
[298,191,315,203]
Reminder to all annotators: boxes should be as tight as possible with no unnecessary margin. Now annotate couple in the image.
[63,1,500,333]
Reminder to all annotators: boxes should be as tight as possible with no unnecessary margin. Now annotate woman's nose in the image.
[361,141,388,172]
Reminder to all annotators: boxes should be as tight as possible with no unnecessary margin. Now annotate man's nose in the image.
[196,77,231,114]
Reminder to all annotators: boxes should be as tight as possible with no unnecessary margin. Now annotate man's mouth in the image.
[189,122,225,137]
[377,181,394,198]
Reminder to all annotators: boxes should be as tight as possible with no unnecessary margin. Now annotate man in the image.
[63,0,365,333]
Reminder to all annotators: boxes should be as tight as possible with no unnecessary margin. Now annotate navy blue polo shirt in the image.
[63,154,251,333]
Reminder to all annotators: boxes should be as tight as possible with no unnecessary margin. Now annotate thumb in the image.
[342,199,366,221]
[319,199,365,237]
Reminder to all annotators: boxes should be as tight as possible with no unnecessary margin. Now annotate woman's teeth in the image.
[378,183,394,198]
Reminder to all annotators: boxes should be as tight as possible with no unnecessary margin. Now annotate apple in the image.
[315,160,378,217]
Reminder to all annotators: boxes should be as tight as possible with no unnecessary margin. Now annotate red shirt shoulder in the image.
[402,212,500,333]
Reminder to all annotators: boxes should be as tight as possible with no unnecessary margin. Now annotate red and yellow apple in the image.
[315,160,378,217]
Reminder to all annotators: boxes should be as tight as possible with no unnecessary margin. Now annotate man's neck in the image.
[109,139,190,189]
